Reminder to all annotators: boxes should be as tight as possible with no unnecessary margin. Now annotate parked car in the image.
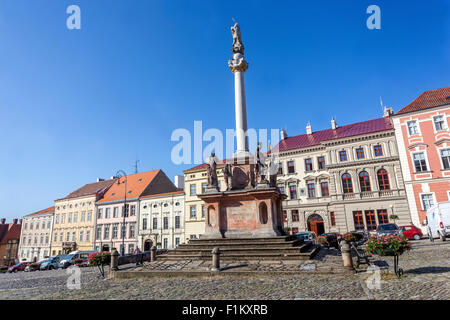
[73,258,89,267]
[8,262,31,273]
[40,255,65,270]
[320,232,341,249]
[400,225,423,240]
[376,223,403,237]
[59,251,95,269]
[295,231,317,244]
[25,260,45,272]
[425,201,450,242]
[0,265,8,273]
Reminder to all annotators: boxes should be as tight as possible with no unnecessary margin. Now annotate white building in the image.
[18,207,54,262]
[138,191,185,250]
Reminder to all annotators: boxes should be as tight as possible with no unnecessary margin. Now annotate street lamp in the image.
[114,170,127,256]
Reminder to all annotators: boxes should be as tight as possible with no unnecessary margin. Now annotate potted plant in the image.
[317,235,329,248]
[389,214,399,224]
[343,232,363,245]
[88,252,111,278]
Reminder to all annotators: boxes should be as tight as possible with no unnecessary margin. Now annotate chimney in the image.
[174,175,185,189]
[19,219,22,225]
[331,117,338,129]
[97,178,105,182]
[13,219,18,224]
[1,218,5,224]
[306,122,312,135]
[280,128,288,140]
[110,176,115,180]
[383,107,393,117]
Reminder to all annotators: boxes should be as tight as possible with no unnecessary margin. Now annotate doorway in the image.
[308,214,325,236]
[144,239,153,252]
[102,244,110,252]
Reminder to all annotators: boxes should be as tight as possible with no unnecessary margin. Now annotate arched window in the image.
[341,173,353,194]
[377,169,390,190]
[359,171,371,192]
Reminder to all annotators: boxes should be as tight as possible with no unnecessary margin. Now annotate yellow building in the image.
[51,179,116,255]
[183,163,226,241]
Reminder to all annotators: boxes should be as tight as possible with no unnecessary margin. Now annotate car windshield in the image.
[378,224,398,231]
[296,233,309,238]
[64,254,75,260]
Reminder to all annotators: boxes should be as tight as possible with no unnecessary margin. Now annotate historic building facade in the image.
[52,179,116,255]
[183,163,227,241]
[138,190,185,250]
[392,86,450,233]
[0,218,22,266]
[18,207,54,262]
[273,114,411,235]
[94,170,178,254]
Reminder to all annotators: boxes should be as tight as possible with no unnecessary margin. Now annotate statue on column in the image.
[255,142,268,184]
[206,152,219,190]
[231,22,244,54]
[222,163,233,191]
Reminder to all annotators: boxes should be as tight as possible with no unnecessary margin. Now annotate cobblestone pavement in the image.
[0,239,448,300]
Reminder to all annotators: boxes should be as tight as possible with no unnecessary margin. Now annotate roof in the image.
[25,206,55,217]
[96,170,161,203]
[140,190,184,199]
[57,179,117,201]
[184,161,227,173]
[396,86,450,115]
[274,116,393,152]
[0,223,21,244]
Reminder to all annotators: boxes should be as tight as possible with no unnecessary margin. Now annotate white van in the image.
[425,202,450,242]
[59,250,96,269]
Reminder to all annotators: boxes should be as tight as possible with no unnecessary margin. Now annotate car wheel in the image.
[440,233,446,241]
[413,234,421,240]
[49,266,53,270]
[14,269,18,273]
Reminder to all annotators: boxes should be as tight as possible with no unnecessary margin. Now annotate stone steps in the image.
[177,240,303,249]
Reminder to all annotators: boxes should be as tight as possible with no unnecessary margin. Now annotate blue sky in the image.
[0,0,449,219]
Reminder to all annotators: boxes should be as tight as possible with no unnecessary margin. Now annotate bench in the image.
[351,243,371,268]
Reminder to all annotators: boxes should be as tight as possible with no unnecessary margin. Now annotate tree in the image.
[390,214,399,224]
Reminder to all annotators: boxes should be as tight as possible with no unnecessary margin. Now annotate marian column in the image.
[229,22,250,159]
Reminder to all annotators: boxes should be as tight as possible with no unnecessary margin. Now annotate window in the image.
[73,213,78,223]
[201,183,207,194]
[377,209,389,224]
[434,115,447,131]
[163,238,168,249]
[142,218,147,230]
[441,149,450,169]
[60,232,63,242]
[353,211,364,230]
[292,210,299,222]
[421,194,434,211]
[377,169,390,190]
[72,232,76,241]
[413,152,428,172]
[190,206,196,219]
[292,227,299,234]
[317,156,326,170]
[129,224,135,238]
[202,205,206,218]
[122,204,129,217]
[81,212,85,222]
[66,232,70,242]
[104,225,110,239]
[175,238,180,247]
[359,171,371,192]
[190,184,196,196]
[128,244,134,254]
[86,230,90,241]
[282,210,287,222]
[305,158,313,171]
[374,145,383,157]
[356,148,365,159]
[61,215,65,224]
[96,227,101,240]
[339,151,347,161]
[130,205,136,216]
[79,231,84,242]
[153,218,158,230]
[407,120,419,135]
[105,208,110,219]
[365,210,377,231]
[320,182,329,197]
[175,216,181,229]
[98,208,103,219]
[287,161,295,173]
[54,232,58,242]
[55,216,59,224]
[113,207,118,218]
[278,163,283,174]
[41,221,45,229]
[279,186,285,194]
[163,217,169,229]
[307,183,316,198]
[289,185,297,199]
[329,212,336,226]
[121,224,126,239]
[112,224,118,239]
[87,211,92,222]
[341,173,353,194]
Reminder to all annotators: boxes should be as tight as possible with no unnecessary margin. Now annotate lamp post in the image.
[114,170,127,256]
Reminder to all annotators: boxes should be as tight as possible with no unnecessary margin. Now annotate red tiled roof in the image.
[274,117,392,152]
[397,86,450,115]
[57,179,117,201]
[184,161,227,173]
[97,170,161,203]
[26,206,54,217]
[140,190,184,199]
[0,224,21,244]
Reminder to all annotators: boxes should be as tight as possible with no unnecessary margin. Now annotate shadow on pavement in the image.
[405,266,450,275]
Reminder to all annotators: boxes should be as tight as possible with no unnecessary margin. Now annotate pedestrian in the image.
[134,247,143,266]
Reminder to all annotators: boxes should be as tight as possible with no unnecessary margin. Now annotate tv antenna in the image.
[133,159,140,174]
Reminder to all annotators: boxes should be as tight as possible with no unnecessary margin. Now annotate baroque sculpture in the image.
[222,163,233,191]
[206,152,219,190]
[255,143,268,184]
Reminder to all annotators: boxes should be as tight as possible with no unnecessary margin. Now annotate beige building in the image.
[183,164,227,241]
[52,179,116,255]
[18,207,54,262]
[274,114,411,235]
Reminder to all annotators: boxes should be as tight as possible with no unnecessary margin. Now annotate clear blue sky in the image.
[0,0,449,220]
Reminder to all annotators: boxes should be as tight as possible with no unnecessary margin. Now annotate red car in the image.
[8,262,31,273]
[400,225,423,240]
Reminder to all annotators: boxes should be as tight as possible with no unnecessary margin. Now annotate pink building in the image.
[94,170,178,254]
[392,86,450,233]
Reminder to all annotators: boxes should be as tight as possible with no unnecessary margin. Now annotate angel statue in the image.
[231,22,244,54]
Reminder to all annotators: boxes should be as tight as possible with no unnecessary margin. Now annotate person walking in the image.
[134,247,143,266]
